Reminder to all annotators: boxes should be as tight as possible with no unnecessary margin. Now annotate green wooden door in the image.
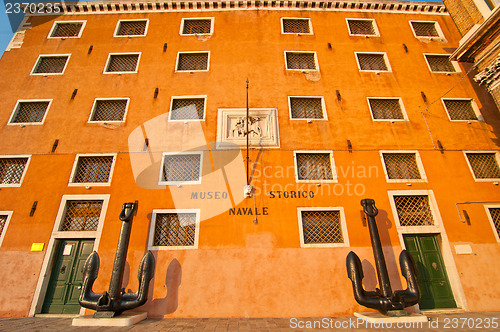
[42,239,94,314]
[404,234,456,309]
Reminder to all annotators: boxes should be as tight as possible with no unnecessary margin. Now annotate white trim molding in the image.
[346,17,380,37]
[7,99,52,126]
[355,51,391,72]
[297,207,350,248]
[113,18,149,37]
[169,95,207,121]
[88,97,130,123]
[68,153,117,187]
[103,52,141,74]
[147,209,200,250]
[441,98,482,122]
[293,150,338,183]
[424,53,461,74]
[175,51,211,72]
[284,50,319,71]
[0,211,13,247]
[463,150,500,182]
[409,20,446,41]
[158,151,204,185]
[288,96,328,120]
[179,17,214,35]
[484,205,500,243]
[47,20,86,39]
[379,150,427,183]
[281,17,313,35]
[30,54,71,76]
[0,154,31,188]
[367,97,408,121]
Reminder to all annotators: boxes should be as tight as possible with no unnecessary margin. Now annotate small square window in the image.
[281,18,312,34]
[160,153,203,185]
[148,210,199,250]
[31,55,70,75]
[425,54,457,73]
[294,151,335,182]
[285,52,318,70]
[180,18,213,35]
[114,20,148,36]
[0,212,12,247]
[289,97,326,119]
[410,21,442,38]
[59,200,103,232]
[8,100,51,125]
[169,96,206,121]
[89,99,128,122]
[0,156,30,187]
[176,52,210,72]
[298,208,349,247]
[381,152,426,182]
[442,99,478,121]
[368,98,406,120]
[486,207,500,242]
[104,53,140,73]
[394,195,435,226]
[70,155,115,186]
[347,19,378,36]
[465,152,500,180]
[356,53,390,72]
[48,21,85,38]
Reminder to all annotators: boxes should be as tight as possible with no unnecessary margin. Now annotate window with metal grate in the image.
[488,208,500,239]
[182,19,212,34]
[90,99,128,122]
[295,153,333,181]
[348,19,376,35]
[466,153,500,179]
[72,156,114,184]
[170,98,205,120]
[59,200,103,231]
[32,56,69,74]
[0,158,28,185]
[282,18,311,34]
[383,153,421,180]
[394,195,435,226]
[357,53,388,71]
[443,99,477,120]
[0,215,6,238]
[162,154,202,183]
[176,52,209,71]
[153,213,197,247]
[50,22,83,37]
[368,98,404,120]
[116,20,147,36]
[285,52,317,70]
[425,54,455,72]
[301,210,344,244]
[411,21,439,37]
[105,54,139,73]
[10,101,49,124]
[290,97,324,119]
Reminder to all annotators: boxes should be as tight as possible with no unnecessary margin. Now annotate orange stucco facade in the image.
[1,0,500,319]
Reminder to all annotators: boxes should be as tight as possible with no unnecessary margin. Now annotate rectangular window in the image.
[31,55,70,75]
[425,54,457,73]
[69,154,115,186]
[59,200,103,232]
[285,51,318,70]
[394,195,435,226]
[0,156,29,187]
[0,212,12,247]
[382,152,426,182]
[347,18,378,36]
[281,18,312,34]
[356,52,390,72]
[104,53,140,73]
[410,21,442,38]
[48,21,85,38]
[89,99,128,122]
[160,153,203,185]
[180,18,213,35]
[114,19,148,37]
[148,210,199,249]
[8,100,51,125]
[298,208,349,247]
[176,52,210,72]
[294,151,335,182]
[486,207,500,242]
[442,99,478,121]
[289,96,326,119]
[169,96,206,121]
[368,98,405,120]
[465,152,500,180]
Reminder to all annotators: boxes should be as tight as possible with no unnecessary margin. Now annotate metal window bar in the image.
[11,102,49,123]
[283,19,310,33]
[0,158,28,184]
[177,53,209,71]
[59,200,103,231]
[394,195,434,226]
[369,99,404,119]
[73,156,113,183]
[348,20,375,35]
[163,154,201,182]
[117,21,147,36]
[51,23,83,37]
[383,153,421,179]
[444,100,477,120]
[91,100,127,122]
[290,97,324,119]
[171,98,205,120]
[286,53,316,70]
[0,215,6,236]
[153,213,196,246]
[426,55,455,72]
[357,54,388,71]
[106,54,139,72]
[467,153,500,179]
[33,56,68,74]
[488,208,500,238]
[301,210,343,244]
[182,19,211,34]
[412,22,438,37]
[296,153,333,180]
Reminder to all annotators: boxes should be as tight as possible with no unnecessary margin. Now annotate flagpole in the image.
[246,78,249,186]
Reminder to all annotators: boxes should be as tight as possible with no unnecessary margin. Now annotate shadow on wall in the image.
[144,258,182,317]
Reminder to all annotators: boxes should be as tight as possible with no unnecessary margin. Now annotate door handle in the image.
[60,266,66,274]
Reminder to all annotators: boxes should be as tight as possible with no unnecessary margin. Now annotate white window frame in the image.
[484,205,500,243]
[179,17,214,35]
[346,18,380,37]
[30,54,71,76]
[88,97,130,123]
[147,209,200,250]
[367,97,408,121]
[441,98,482,122]
[0,211,13,247]
[424,53,461,74]
[113,19,149,37]
[284,51,319,71]
[288,96,327,120]
[0,154,31,188]
[355,52,391,72]
[7,99,52,126]
[293,150,337,183]
[409,20,445,40]
[159,151,203,185]
[47,20,86,39]
[175,51,210,72]
[463,150,500,182]
[168,95,207,122]
[297,207,350,248]
[379,150,427,183]
[280,17,313,35]
[103,52,141,74]
[68,153,117,187]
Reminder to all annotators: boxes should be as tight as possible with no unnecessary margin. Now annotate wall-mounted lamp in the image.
[163,43,168,52]
[437,140,444,153]
[51,139,59,153]
[88,45,93,54]
[463,209,471,225]
[145,138,149,147]
[30,201,38,217]
[421,91,427,103]
[154,88,159,99]
[336,90,342,102]
[403,44,408,53]
[328,43,332,49]
[347,139,352,153]
[71,89,78,100]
